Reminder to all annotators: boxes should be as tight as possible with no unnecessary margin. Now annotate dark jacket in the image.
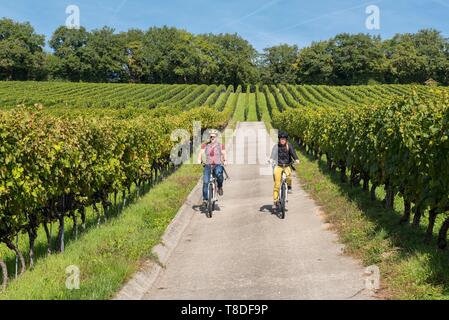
[271,142,298,165]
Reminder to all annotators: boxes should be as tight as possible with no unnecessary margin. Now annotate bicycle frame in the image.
[202,163,229,218]
[280,170,289,204]
[203,164,219,218]
[208,168,218,203]
[270,161,293,219]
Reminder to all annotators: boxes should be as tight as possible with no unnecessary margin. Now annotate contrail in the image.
[114,0,128,15]
[432,0,449,9]
[106,0,128,28]
[213,0,283,33]
[268,0,384,34]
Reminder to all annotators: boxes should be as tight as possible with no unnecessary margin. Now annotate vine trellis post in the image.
[15,234,19,279]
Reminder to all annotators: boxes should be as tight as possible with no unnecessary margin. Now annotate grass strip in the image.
[246,93,258,121]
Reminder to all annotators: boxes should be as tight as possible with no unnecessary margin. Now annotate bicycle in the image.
[203,164,229,218]
[278,165,291,219]
[270,161,294,219]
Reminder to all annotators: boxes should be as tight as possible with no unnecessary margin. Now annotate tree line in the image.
[1,18,448,86]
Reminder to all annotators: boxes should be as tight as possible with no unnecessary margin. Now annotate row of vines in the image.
[0,100,233,290]
[3,82,440,111]
[273,88,449,250]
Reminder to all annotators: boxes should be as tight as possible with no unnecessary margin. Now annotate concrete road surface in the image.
[127,122,374,300]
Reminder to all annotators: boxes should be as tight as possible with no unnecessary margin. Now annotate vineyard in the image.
[0,82,237,290]
[272,87,449,250]
[0,81,448,295]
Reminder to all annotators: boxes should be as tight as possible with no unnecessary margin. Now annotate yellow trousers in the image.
[273,166,292,202]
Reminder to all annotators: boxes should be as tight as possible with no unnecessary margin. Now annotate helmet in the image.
[278,131,289,140]
[209,129,219,136]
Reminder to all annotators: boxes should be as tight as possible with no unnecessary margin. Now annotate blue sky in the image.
[2,0,449,51]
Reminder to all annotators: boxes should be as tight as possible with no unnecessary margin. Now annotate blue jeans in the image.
[203,165,224,200]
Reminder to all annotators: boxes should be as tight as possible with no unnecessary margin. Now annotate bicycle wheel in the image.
[280,182,286,219]
[207,183,214,218]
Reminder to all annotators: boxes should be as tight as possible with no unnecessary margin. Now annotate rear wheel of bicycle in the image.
[280,182,286,219]
[207,183,214,218]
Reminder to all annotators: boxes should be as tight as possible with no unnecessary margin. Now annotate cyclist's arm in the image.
[289,142,299,163]
[270,145,276,161]
[197,145,205,164]
[269,145,277,165]
[221,148,227,165]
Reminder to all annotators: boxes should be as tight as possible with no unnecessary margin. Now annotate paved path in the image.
[123,122,374,300]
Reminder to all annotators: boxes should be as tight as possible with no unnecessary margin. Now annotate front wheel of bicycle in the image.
[280,182,286,219]
[207,183,214,218]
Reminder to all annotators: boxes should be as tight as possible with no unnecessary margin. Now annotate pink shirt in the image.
[202,143,225,165]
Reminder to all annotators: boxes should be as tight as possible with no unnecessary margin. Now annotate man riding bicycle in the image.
[197,129,227,207]
[270,131,299,213]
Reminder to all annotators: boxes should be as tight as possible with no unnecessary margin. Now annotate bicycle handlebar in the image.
[223,167,230,180]
[201,162,226,167]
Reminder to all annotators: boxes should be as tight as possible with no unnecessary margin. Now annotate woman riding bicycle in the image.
[197,129,227,207]
[270,131,299,212]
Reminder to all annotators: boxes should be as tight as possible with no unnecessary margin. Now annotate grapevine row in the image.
[273,90,449,249]
[0,105,230,289]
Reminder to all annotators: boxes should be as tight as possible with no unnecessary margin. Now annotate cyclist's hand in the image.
[295,160,300,165]
[224,160,228,166]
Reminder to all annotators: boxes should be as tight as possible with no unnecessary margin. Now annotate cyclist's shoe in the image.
[218,187,224,196]
[202,200,207,207]
[272,202,278,213]
[288,186,293,194]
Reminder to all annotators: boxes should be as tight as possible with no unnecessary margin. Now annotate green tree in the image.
[259,44,299,84]
[330,33,386,85]
[383,33,427,83]
[202,33,259,87]
[118,29,146,83]
[50,26,127,82]
[296,34,387,85]
[383,29,449,84]
[413,29,449,84]
[0,18,46,80]
[189,36,220,84]
[295,40,334,84]
[142,26,197,83]
[49,26,90,81]
[83,27,127,82]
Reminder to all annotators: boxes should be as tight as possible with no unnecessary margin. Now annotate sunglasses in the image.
[210,136,217,139]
